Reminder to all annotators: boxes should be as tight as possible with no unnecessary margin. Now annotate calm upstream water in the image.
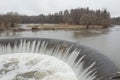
[0,25,120,67]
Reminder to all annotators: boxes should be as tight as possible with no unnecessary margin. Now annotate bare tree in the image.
[80,14,97,28]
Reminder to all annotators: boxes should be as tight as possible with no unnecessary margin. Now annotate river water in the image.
[0,25,120,67]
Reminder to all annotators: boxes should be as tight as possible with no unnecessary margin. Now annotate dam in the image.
[0,38,119,80]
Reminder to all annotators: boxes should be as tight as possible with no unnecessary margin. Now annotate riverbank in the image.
[0,24,109,32]
[28,24,106,31]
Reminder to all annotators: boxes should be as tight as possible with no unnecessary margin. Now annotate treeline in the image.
[0,7,111,29]
[0,12,20,30]
[112,17,120,25]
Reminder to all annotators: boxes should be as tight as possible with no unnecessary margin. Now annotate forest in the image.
[0,7,113,30]
[112,17,120,25]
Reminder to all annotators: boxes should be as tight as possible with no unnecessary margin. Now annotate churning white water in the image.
[0,39,97,80]
[0,53,77,80]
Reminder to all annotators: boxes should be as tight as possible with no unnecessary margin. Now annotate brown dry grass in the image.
[28,24,103,30]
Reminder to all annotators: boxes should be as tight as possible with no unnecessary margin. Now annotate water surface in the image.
[0,25,120,67]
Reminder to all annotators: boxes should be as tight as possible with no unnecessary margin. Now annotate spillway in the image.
[0,38,119,80]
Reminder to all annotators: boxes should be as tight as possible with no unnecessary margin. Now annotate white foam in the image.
[0,53,77,80]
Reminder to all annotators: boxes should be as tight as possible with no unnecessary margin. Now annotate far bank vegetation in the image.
[0,7,112,31]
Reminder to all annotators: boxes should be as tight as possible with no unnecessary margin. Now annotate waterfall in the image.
[0,39,97,80]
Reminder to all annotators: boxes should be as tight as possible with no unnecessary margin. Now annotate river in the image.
[0,25,120,67]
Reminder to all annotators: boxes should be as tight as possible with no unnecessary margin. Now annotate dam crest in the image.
[0,38,119,80]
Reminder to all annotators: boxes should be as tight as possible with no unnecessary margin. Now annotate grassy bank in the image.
[28,24,105,31]
[0,24,108,32]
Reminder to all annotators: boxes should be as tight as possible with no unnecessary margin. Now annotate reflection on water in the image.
[73,29,110,38]
[0,25,120,68]
[0,31,20,38]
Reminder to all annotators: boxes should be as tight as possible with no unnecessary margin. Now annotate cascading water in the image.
[0,38,119,80]
[0,53,77,80]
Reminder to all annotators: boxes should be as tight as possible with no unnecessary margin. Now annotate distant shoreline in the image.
[28,24,108,31]
[0,24,111,32]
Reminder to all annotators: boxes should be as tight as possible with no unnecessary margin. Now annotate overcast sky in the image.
[0,0,119,17]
